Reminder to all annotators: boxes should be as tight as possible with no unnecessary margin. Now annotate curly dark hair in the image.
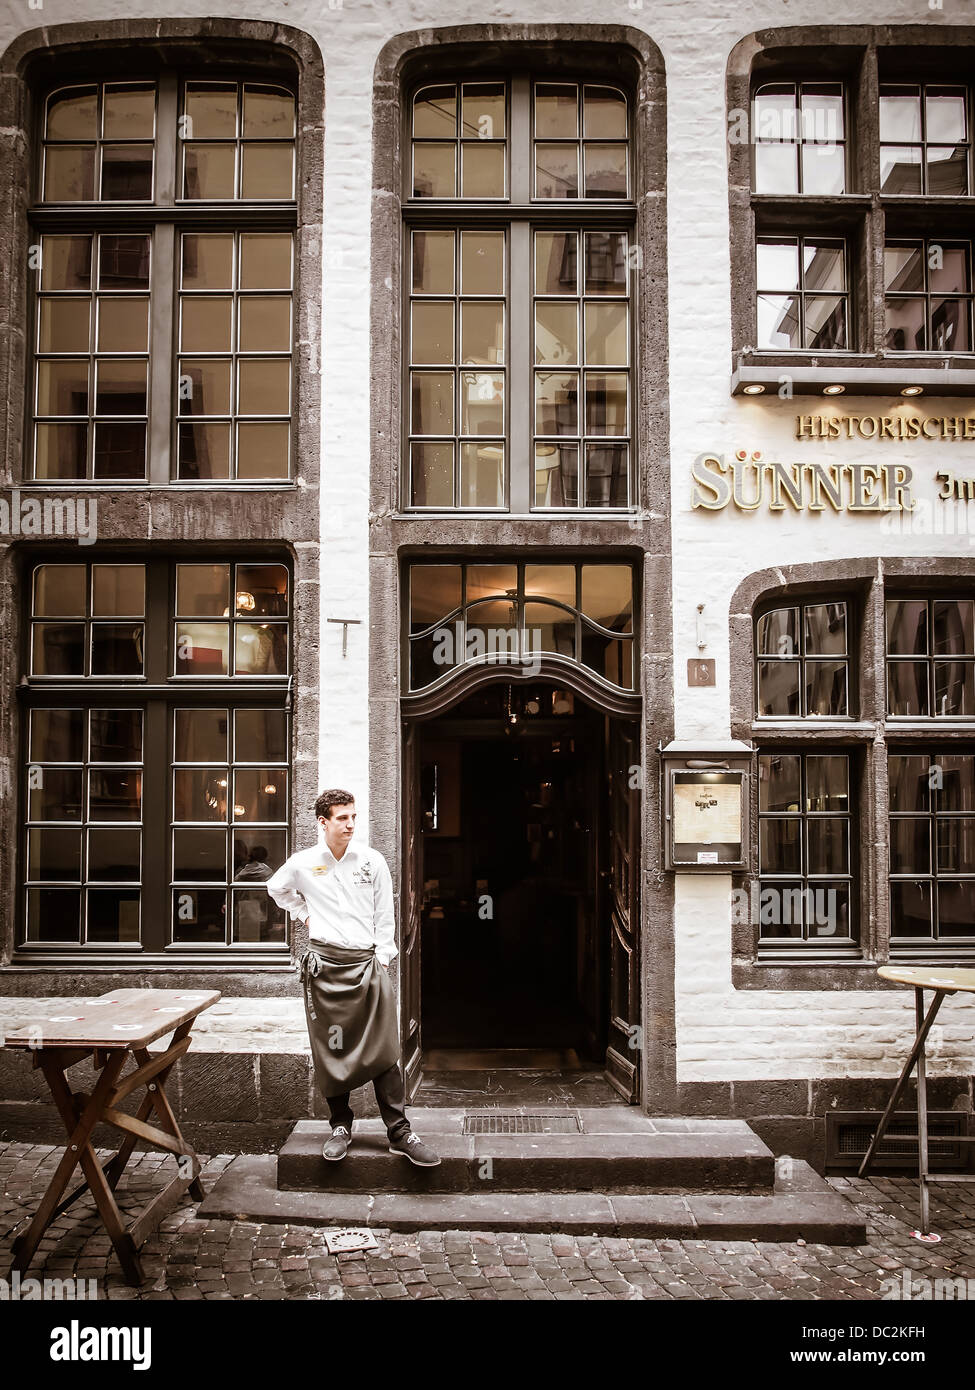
[315,789,356,820]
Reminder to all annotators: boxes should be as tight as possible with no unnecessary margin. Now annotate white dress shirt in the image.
[265,840,398,966]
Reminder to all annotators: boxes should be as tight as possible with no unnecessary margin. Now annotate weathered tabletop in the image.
[4,987,221,1050]
[878,966,975,995]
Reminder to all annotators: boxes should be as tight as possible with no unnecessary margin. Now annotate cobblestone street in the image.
[1,1142,973,1301]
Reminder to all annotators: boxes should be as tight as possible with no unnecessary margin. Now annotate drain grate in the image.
[463,1111,581,1135]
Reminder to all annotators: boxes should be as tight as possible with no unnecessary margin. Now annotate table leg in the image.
[132,1025,205,1202]
[10,1050,132,1280]
[915,987,931,1236]
[858,989,946,1179]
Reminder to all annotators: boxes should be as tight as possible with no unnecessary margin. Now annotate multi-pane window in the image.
[174,563,289,677]
[752,82,846,195]
[31,76,296,483]
[886,597,974,718]
[178,232,293,480]
[42,83,156,203]
[35,233,150,481]
[888,751,975,945]
[758,752,854,943]
[408,561,635,691]
[180,82,296,201]
[411,83,507,198]
[31,563,145,678]
[533,84,629,199]
[880,85,969,196]
[405,75,635,512]
[883,241,972,353]
[172,707,288,945]
[756,602,850,717]
[534,231,629,507]
[22,558,290,953]
[756,237,848,350]
[409,229,506,507]
[26,707,144,945]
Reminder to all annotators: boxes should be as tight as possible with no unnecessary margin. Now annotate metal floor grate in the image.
[463,1111,582,1136]
[838,1122,958,1158]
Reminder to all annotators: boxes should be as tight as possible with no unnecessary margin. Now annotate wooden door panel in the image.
[401,723,422,1100]
[605,721,641,1103]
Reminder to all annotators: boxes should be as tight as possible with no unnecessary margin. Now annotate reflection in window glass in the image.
[752,82,846,195]
[884,239,973,353]
[889,748,975,944]
[887,597,974,716]
[756,601,849,716]
[758,752,854,944]
[756,237,848,351]
[880,84,969,196]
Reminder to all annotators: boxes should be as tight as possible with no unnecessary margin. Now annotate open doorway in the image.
[401,681,641,1098]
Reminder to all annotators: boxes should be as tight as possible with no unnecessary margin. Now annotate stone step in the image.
[198,1153,867,1245]
[277,1109,776,1194]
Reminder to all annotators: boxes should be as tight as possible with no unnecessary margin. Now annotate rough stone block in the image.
[177,1053,258,1123]
[258,1053,312,1123]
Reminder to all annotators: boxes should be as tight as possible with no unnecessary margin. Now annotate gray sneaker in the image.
[389,1131,441,1167]
[323,1125,351,1161]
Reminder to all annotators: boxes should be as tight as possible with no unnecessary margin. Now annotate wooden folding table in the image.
[858,966,975,1237]
[4,987,220,1285]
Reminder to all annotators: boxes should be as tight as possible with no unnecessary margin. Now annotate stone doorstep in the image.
[197,1154,868,1245]
[278,1112,775,1194]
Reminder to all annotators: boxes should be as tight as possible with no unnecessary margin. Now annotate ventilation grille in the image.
[837,1122,958,1158]
[463,1111,582,1135]
[826,1111,970,1173]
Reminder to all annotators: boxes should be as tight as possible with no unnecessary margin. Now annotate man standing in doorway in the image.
[266,790,440,1166]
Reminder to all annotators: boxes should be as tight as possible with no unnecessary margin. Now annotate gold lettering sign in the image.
[795,414,975,441]
[691,452,915,513]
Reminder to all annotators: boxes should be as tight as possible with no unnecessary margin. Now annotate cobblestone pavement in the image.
[1,1142,973,1300]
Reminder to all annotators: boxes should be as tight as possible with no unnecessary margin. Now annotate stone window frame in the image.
[729,556,975,991]
[728,25,975,398]
[0,21,323,493]
[369,25,677,1114]
[0,21,323,987]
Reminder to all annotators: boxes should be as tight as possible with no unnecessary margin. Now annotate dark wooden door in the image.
[400,721,423,1101]
[604,720,641,1102]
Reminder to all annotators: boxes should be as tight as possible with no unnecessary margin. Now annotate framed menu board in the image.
[664,764,749,870]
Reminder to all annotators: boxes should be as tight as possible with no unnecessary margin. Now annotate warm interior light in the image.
[900,386,924,397]
[236,591,256,612]
[742,384,765,395]
[823,384,845,395]
[234,803,246,816]
[263,783,277,795]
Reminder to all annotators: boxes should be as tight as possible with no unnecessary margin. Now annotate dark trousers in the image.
[326,1061,411,1142]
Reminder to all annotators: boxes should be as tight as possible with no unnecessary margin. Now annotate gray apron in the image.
[300,943,399,1097]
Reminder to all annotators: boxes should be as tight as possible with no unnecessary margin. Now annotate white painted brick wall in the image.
[1,0,972,1082]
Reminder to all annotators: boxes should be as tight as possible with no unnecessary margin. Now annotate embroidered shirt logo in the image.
[352,861,373,887]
